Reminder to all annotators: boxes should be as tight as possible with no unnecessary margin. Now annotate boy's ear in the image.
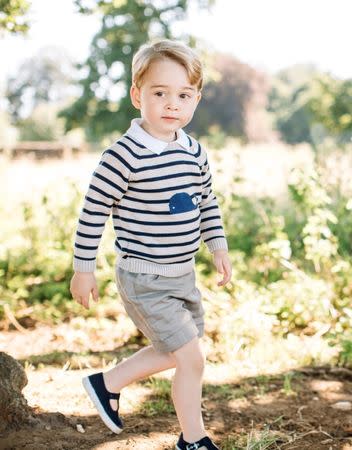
[196,91,202,105]
[130,84,141,110]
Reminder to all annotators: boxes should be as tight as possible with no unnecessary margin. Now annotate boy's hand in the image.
[212,249,232,286]
[70,272,99,309]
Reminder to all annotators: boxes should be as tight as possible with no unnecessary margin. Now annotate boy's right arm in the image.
[71,146,131,307]
[73,146,131,273]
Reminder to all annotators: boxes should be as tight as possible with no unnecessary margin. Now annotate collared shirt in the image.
[126,118,190,155]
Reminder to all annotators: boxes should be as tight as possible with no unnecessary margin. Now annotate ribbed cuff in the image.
[206,237,228,253]
[73,258,96,272]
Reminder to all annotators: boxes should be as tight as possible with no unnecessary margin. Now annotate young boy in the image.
[70,39,232,450]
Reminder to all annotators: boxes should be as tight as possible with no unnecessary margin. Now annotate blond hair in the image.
[131,39,203,91]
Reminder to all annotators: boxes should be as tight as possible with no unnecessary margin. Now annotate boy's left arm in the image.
[198,144,232,286]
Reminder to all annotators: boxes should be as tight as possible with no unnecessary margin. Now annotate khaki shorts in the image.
[115,267,205,353]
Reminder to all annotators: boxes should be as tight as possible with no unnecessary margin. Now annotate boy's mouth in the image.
[162,116,178,120]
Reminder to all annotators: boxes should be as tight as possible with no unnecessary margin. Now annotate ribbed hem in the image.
[206,237,228,253]
[116,255,195,277]
[73,258,96,272]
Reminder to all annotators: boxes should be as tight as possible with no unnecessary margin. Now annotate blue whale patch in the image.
[168,192,198,215]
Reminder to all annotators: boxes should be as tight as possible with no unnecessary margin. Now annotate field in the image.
[2,142,352,449]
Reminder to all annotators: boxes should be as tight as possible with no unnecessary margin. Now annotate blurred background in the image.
[1,1,352,448]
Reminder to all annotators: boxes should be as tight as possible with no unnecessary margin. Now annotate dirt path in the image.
[2,364,352,449]
[1,326,352,449]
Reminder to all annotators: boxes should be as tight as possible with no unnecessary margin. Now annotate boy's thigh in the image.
[115,267,205,353]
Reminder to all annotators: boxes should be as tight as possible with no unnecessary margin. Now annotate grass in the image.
[221,423,287,450]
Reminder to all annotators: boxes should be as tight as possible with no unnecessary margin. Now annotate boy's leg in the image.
[171,335,206,444]
[103,345,176,395]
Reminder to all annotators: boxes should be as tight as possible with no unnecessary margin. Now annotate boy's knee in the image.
[172,337,206,372]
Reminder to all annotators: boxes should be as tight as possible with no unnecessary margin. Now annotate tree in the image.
[60,0,214,141]
[267,64,320,144]
[6,46,75,122]
[0,0,30,34]
[187,52,272,143]
[308,75,352,144]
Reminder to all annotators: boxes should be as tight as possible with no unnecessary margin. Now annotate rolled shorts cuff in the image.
[152,320,201,353]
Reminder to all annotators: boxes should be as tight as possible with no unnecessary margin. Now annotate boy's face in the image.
[130,58,201,142]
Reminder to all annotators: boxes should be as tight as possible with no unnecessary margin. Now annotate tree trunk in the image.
[0,352,39,433]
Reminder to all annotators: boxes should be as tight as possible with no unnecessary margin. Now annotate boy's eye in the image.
[155,92,164,97]
[180,94,190,99]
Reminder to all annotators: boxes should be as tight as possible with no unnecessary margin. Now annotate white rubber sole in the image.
[82,376,123,434]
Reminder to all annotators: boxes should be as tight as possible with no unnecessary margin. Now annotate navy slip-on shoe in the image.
[82,371,123,434]
[176,432,220,450]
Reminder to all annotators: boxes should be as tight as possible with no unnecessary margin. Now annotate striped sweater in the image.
[73,119,228,277]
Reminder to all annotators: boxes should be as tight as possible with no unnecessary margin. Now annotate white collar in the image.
[125,118,190,154]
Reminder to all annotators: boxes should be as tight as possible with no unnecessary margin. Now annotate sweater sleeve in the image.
[198,144,228,253]
[73,146,131,272]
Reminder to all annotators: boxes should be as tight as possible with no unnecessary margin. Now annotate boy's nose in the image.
[166,97,179,110]
[167,104,179,111]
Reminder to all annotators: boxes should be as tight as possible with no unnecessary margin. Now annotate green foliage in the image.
[288,167,338,272]
[308,75,352,144]
[269,65,352,147]
[3,149,352,368]
[338,338,352,368]
[0,0,30,34]
[0,181,114,324]
[268,64,319,144]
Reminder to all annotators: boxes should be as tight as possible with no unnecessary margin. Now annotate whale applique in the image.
[168,192,198,215]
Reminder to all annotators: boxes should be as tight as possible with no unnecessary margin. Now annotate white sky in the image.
[0,0,351,86]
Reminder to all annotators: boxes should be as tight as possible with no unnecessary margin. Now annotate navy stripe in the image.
[83,208,109,217]
[201,226,223,233]
[114,225,200,238]
[77,231,102,239]
[115,213,200,226]
[133,171,201,183]
[202,174,211,185]
[74,255,96,261]
[75,243,98,250]
[118,234,200,248]
[122,191,202,204]
[122,141,196,160]
[200,205,218,213]
[128,182,202,194]
[124,135,146,148]
[85,196,111,208]
[117,205,171,215]
[200,215,221,223]
[134,159,198,173]
[187,135,192,147]
[116,240,199,259]
[89,184,116,202]
[100,161,129,183]
[94,172,127,195]
[105,148,134,172]
[202,191,213,200]
[79,219,105,227]
[204,235,226,243]
[195,142,201,158]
